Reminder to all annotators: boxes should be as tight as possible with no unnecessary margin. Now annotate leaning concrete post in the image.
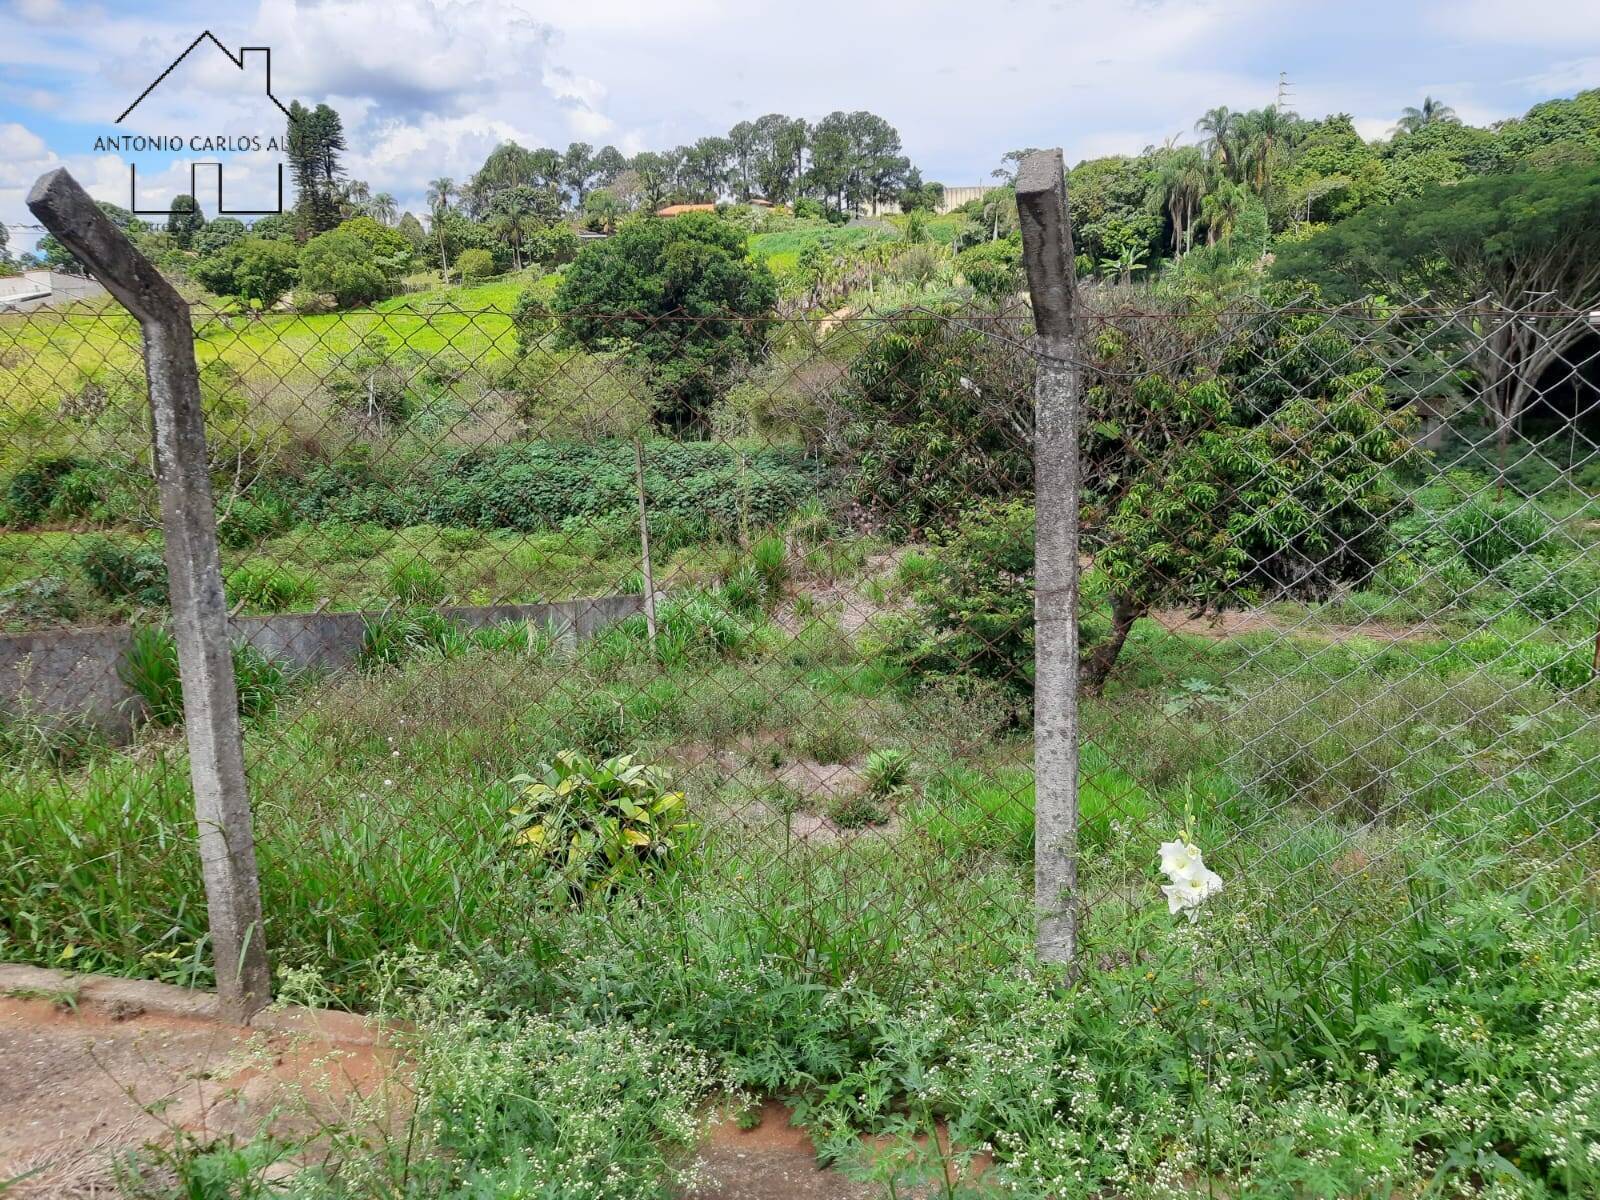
[28,169,271,1019]
[1015,149,1081,965]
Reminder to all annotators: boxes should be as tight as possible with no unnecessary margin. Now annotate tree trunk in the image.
[1081,593,1143,693]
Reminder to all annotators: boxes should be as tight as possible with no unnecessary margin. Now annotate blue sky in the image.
[3,0,1598,253]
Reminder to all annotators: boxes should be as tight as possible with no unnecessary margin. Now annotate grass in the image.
[2,584,1598,1195]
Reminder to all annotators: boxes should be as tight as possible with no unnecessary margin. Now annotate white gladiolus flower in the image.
[1157,836,1223,919]
[1159,839,1203,879]
[1161,867,1224,917]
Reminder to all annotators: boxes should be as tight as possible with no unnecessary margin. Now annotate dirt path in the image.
[1,966,967,1198]
[0,965,392,1199]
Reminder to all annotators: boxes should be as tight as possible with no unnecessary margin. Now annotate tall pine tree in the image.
[286,101,346,237]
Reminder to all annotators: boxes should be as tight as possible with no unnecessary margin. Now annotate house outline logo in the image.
[113,30,301,217]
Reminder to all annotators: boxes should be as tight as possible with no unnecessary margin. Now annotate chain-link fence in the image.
[3,189,1599,1184]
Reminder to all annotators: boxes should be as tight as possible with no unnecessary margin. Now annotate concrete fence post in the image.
[1015,149,1082,965]
[28,168,271,1019]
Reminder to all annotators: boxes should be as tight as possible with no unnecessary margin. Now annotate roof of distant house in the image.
[655,203,719,216]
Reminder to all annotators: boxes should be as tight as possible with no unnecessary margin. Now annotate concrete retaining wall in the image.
[0,593,646,738]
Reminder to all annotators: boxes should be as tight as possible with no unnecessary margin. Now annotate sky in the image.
[3,0,1599,254]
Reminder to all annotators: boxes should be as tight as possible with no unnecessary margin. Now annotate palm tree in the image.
[1393,96,1458,136]
[370,193,397,225]
[426,177,455,275]
[1194,106,1240,179]
[1239,105,1297,193]
[1200,180,1247,245]
[1152,147,1208,257]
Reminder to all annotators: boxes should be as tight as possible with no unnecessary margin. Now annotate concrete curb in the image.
[0,963,381,1046]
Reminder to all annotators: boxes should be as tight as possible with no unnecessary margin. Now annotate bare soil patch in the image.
[0,965,394,1199]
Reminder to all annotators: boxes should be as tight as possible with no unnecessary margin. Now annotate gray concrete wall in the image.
[0,593,647,738]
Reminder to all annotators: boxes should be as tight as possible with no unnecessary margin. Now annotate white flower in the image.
[1161,867,1224,919]
[1158,839,1203,879]
[1157,836,1223,919]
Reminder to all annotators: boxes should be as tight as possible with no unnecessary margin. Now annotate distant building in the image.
[655,203,719,217]
[868,184,997,217]
[0,270,108,312]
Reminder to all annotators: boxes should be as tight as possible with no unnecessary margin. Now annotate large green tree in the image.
[1273,166,1600,477]
[547,212,777,429]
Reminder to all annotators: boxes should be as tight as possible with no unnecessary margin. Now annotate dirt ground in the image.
[0,965,394,1199]
[1,966,971,1199]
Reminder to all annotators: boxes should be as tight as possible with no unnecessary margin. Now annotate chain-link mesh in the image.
[1,285,1596,1045]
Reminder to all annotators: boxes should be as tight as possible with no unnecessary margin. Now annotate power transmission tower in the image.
[1276,71,1295,113]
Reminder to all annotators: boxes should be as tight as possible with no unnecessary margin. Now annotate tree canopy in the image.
[546,212,778,429]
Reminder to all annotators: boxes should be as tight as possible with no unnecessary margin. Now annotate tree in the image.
[0,221,9,268]
[631,152,675,210]
[396,212,427,251]
[426,177,455,274]
[298,228,390,307]
[1151,146,1208,256]
[370,193,398,225]
[1274,166,1600,487]
[548,211,778,428]
[582,189,623,233]
[192,237,299,307]
[1393,96,1458,136]
[1195,106,1241,178]
[192,216,245,257]
[167,194,204,249]
[286,101,346,236]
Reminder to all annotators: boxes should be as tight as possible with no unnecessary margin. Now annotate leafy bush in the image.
[506,750,691,897]
[1500,552,1600,622]
[282,441,816,539]
[324,335,416,424]
[955,237,1022,301]
[215,499,289,549]
[119,626,294,725]
[0,575,78,625]
[889,499,1035,696]
[1445,498,1551,571]
[6,455,89,524]
[191,237,299,307]
[76,536,168,607]
[455,247,495,282]
[225,560,317,612]
[839,307,1032,538]
[297,227,392,308]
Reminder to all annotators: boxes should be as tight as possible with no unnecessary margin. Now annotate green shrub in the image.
[751,534,788,601]
[827,791,887,829]
[225,560,317,612]
[76,537,168,607]
[862,747,913,797]
[1445,498,1550,572]
[119,625,298,725]
[358,609,470,669]
[387,558,448,605]
[506,750,691,897]
[892,499,1035,696]
[839,308,1032,537]
[216,500,289,549]
[455,247,495,282]
[1499,552,1600,623]
[6,456,89,524]
[0,575,78,625]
